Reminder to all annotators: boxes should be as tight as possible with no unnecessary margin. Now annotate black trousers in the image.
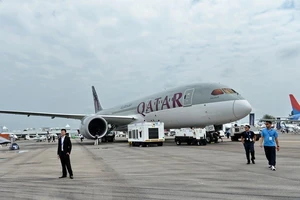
[244,142,255,162]
[59,152,73,176]
[264,146,276,166]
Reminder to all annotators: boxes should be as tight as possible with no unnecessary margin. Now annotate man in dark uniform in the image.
[57,129,73,179]
[241,125,256,164]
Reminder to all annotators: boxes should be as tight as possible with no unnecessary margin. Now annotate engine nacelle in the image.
[80,115,108,139]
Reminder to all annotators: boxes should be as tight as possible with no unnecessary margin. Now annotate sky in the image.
[0,0,300,131]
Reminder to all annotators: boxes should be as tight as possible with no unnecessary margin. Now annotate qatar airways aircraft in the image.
[0,83,252,140]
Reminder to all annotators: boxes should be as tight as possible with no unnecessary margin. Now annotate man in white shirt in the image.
[57,129,73,179]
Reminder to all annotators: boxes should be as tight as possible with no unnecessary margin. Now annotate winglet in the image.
[92,86,103,113]
[289,94,300,115]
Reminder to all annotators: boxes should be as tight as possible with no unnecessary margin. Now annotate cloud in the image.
[280,0,300,9]
[0,0,300,129]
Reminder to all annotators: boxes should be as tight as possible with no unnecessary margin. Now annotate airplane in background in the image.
[260,94,300,123]
[25,134,47,142]
[0,134,11,145]
[288,94,300,120]
[0,132,18,140]
[0,83,252,141]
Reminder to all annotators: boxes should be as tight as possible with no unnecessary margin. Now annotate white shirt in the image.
[61,136,65,151]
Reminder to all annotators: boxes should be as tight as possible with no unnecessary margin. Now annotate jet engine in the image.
[79,115,108,139]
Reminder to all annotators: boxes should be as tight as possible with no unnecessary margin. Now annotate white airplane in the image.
[280,122,300,133]
[0,83,252,140]
[25,134,47,142]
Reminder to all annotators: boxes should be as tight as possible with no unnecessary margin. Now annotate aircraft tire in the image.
[206,135,212,144]
[214,137,218,143]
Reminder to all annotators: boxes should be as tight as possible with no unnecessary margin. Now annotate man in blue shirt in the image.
[259,121,280,171]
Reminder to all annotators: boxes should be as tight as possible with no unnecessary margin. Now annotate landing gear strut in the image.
[100,124,117,143]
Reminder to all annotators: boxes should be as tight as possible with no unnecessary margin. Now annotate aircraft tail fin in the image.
[289,94,300,115]
[92,86,103,113]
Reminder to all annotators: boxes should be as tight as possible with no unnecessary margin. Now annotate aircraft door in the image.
[183,88,195,107]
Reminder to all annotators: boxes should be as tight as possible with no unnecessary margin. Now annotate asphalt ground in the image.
[0,133,299,200]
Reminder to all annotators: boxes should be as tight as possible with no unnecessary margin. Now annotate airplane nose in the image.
[233,100,252,120]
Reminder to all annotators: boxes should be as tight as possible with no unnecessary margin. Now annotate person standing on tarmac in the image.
[78,129,84,142]
[47,131,51,143]
[259,121,280,171]
[241,125,256,164]
[57,129,73,179]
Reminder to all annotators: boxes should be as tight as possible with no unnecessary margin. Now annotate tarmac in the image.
[0,134,300,200]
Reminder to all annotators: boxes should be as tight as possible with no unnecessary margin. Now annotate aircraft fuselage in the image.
[96,83,252,130]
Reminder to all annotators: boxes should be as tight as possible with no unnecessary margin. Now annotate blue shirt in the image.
[261,128,278,146]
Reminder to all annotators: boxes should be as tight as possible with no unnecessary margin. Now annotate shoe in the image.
[271,166,276,171]
[247,161,250,164]
[59,176,67,178]
[268,165,272,168]
[252,160,255,164]
[70,176,73,179]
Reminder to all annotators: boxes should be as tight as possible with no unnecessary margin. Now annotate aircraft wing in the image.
[98,115,137,125]
[259,118,300,122]
[0,110,86,120]
[0,110,137,125]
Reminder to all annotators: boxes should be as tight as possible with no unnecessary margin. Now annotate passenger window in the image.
[129,131,131,138]
[211,89,224,95]
[140,131,142,138]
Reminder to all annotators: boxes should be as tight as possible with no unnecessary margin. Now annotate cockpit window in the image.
[211,89,224,95]
[222,88,237,94]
